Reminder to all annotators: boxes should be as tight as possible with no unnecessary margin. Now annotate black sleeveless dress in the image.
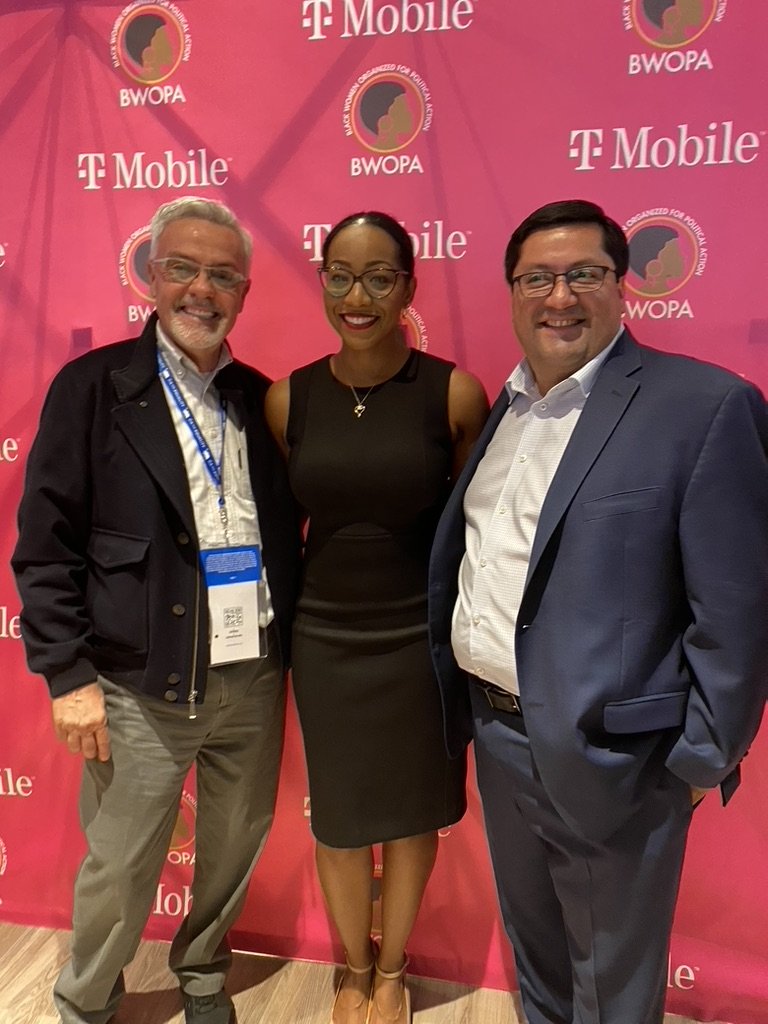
[287,350,466,848]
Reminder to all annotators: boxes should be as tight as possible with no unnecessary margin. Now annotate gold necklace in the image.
[350,384,376,418]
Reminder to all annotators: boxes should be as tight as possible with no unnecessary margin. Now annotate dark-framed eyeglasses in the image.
[318,266,409,299]
[511,265,617,298]
[150,257,247,292]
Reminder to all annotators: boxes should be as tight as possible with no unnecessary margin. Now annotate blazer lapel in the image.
[526,331,642,582]
[110,316,197,531]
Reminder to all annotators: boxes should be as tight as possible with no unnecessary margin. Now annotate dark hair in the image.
[642,0,676,28]
[359,82,406,134]
[504,199,629,284]
[125,14,166,63]
[322,211,415,275]
[627,225,678,276]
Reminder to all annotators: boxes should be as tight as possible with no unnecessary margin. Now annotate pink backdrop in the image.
[1,3,767,1021]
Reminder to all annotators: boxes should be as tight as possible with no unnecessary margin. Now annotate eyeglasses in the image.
[511,265,617,298]
[150,258,247,292]
[318,266,409,299]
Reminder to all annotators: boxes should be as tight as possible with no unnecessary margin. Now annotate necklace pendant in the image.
[353,403,366,418]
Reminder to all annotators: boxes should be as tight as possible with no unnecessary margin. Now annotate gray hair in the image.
[149,196,253,269]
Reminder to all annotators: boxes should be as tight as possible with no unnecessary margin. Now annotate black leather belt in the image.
[474,680,523,716]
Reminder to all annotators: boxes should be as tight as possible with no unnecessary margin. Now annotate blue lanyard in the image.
[157,350,229,529]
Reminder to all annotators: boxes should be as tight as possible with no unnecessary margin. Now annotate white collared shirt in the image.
[451,332,621,694]
[156,326,273,621]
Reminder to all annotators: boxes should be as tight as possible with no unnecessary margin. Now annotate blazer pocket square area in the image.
[581,486,661,521]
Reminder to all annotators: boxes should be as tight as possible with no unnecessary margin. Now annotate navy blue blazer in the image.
[428,330,768,840]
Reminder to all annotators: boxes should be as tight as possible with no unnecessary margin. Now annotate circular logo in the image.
[346,68,430,154]
[112,2,189,84]
[402,307,428,351]
[625,214,705,297]
[629,0,718,49]
[169,790,197,855]
[119,226,153,302]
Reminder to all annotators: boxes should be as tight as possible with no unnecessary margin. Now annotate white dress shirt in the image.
[451,333,620,694]
[156,326,273,622]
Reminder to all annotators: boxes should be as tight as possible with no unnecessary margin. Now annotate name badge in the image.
[200,546,264,665]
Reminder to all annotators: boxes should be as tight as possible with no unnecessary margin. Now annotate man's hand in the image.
[52,682,111,762]
[691,786,710,807]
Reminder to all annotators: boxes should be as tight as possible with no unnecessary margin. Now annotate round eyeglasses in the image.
[318,266,409,299]
[150,258,247,292]
[511,265,617,298]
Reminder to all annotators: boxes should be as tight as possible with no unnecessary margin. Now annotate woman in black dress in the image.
[266,212,488,1024]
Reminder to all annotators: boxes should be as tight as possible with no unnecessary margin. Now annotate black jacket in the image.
[12,315,302,706]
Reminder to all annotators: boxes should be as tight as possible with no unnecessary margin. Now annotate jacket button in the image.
[139,400,148,408]
[163,690,179,702]
[177,532,190,545]
[520,624,530,631]
[167,672,181,685]
[172,604,186,616]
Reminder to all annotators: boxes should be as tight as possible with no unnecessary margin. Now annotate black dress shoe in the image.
[183,990,236,1024]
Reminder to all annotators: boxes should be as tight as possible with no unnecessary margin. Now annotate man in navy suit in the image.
[428,200,768,1024]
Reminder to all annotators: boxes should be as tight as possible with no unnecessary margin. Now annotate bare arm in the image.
[264,377,291,458]
[447,369,490,479]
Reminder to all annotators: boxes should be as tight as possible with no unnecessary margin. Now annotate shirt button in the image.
[480,558,487,568]
[473,615,481,625]
[540,402,548,411]
[498,506,507,515]
[163,690,179,703]
[172,604,186,616]
[518,454,527,463]
[167,672,181,685]
[476,667,485,677]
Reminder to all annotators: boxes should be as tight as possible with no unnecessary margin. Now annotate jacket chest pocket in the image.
[581,487,661,521]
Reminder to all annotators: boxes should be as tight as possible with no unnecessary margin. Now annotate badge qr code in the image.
[224,606,244,628]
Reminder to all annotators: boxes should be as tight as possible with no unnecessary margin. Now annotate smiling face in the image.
[322,222,415,354]
[148,217,250,370]
[510,223,625,396]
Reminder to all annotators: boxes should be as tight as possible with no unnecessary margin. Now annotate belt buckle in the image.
[482,683,497,710]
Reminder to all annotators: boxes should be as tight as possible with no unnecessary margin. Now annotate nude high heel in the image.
[366,954,411,1024]
[331,951,375,1024]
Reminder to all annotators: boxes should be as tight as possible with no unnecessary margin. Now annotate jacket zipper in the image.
[188,565,201,719]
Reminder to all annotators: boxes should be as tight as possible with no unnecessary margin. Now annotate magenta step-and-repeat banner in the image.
[1,2,768,1021]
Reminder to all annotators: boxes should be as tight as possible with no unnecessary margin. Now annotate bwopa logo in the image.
[119,225,154,324]
[303,220,469,262]
[345,65,432,176]
[623,208,707,319]
[624,0,726,75]
[167,790,196,866]
[302,0,476,40]
[569,121,761,171]
[403,307,428,350]
[111,1,191,106]
[77,149,230,192]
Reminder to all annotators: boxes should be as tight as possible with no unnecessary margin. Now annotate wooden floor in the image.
[0,922,721,1024]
